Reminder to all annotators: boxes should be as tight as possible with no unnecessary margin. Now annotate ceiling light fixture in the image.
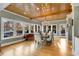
[37,7,39,10]
[52,7,54,10]
[47,8,49,11]
[24,12,26,14]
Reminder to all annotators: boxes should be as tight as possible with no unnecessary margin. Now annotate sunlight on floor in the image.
[30,42,37,53]
[58,38,68,54]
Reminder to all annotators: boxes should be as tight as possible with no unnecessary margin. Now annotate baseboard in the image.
[1,39,25,47]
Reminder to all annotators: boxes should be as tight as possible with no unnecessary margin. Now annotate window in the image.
[30,25,34,33]
[60,25,66,36]
[15,22,23,36]
[38,25,40,32]
[48,26,51,32]
[52,25,56,34]
[24,25,29,33]
[43,26,46,33]
[4,21,14,38]
[35,25,37,32]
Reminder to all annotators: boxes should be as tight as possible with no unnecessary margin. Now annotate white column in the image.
[22,24,25,35]
[42,25,44,33]
[71,3,75,55]
[34,25,35,33]
[37,25,38,32]
[46,26,47,32]
[51,25,52,32]
[29,25,31,33]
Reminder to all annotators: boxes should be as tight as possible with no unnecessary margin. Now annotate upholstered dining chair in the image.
[34,33,42,48]
[46,31,53,46]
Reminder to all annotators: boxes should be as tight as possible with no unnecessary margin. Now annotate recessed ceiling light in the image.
[24,12,26,14]
[42,8,43,10]
[52,8,54,10]
[37,7,39,10]
[43,10,44,12]
[47,9,49,11]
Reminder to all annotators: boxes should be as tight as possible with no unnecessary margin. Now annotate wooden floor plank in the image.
[0,36,72,56]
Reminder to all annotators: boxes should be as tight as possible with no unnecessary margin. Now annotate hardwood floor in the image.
[0,36,72,56]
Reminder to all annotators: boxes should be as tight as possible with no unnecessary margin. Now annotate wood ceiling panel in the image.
[5,3,72,21]
[5,4,33,19]
[34,13,67,21]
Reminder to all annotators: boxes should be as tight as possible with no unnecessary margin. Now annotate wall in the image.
[74,6,79,37]
[0,4,10,11]
[0,10,41,46]
[73,5,79,55]
[0,10,41,25]
[0,17,1,48]
[42,19,67,36]
[67,17,73,41]
[74,19,79,37]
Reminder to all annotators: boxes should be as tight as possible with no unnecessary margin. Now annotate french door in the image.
[59,24,68,37]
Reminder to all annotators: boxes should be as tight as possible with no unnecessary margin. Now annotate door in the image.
[59,24,68,36]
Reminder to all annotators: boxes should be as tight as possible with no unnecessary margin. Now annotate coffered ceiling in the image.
[4,3,72,21]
